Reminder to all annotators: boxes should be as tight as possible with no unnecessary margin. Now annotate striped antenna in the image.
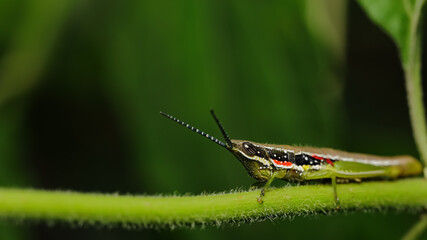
[210,110,232,148]
[160,111,230,149]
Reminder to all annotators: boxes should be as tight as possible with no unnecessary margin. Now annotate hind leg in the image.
[331,176,340,209]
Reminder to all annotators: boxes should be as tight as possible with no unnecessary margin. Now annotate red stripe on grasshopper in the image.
[312,154,334,167]
[273,159,292,167]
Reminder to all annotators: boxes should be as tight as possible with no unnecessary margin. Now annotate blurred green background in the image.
[0,0,426,239]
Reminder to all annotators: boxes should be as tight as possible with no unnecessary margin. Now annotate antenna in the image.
[210,110,233,148]
[160,111,230,149]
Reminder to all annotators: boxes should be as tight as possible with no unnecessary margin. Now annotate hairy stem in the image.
[0,178,426,229]
[403,213,427,240]
[404,0,427,172]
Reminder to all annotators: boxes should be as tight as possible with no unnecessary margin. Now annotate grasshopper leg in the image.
[257,173,278,204]
[331,176,340,209]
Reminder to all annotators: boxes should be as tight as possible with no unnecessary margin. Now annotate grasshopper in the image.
[161,111,422,206]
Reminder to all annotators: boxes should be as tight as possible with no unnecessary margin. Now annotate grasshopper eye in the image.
[242,142,257,156]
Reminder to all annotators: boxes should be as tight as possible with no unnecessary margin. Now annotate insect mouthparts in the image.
[160,111,231,150]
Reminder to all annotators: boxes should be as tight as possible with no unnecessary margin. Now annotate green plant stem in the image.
[404,0,427,171]
[403,213,427,240]
[402,4,427,233]
[0,178,426,228]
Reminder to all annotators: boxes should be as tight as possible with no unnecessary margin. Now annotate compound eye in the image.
[242,142,257,156]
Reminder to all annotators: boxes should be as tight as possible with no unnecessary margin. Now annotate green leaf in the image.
[357,0,424,65]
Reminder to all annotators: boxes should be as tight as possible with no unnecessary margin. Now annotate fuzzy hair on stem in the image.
[0,178,426,229]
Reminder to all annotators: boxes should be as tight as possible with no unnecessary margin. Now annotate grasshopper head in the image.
[229,140,273,180]
[160,111,273,181]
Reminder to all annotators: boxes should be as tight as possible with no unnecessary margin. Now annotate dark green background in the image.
[0,0,425,239]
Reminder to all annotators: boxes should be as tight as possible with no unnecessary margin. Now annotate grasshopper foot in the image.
[257,191,265,204]
[335,197,341,210]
